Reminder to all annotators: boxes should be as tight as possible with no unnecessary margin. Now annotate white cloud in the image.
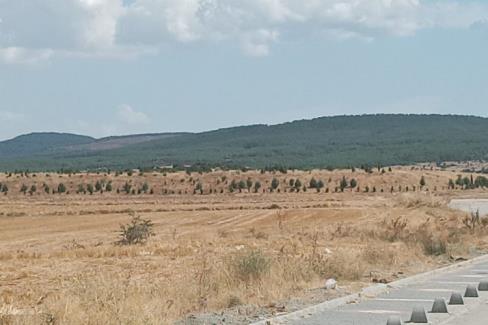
[0,47,54,64]
[117,105,150,125]
[241,29,279,57]
[67,106,150,137]
[0,110,24,122]
[1,0,488,63]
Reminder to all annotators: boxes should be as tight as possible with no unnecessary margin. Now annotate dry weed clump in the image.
[116,215,155,245]
[329,211,481,261]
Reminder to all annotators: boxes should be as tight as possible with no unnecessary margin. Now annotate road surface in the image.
[254,256,488,325]
[449,199,488,216]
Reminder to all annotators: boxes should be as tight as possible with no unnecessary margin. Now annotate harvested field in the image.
[1,168,488,324]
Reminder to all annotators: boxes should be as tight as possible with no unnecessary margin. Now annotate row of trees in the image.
[8,175,488,196]
[448,175,488,190]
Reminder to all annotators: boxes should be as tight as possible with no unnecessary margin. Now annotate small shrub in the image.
[416,228,447,256]
[381,216,408,242]
[233,250,271,283]
[420,236,447,256]
[116,216,155,245]
[227,295,243,308]
[463,210,480,232]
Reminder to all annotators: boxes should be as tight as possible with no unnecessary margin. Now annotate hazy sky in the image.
[1,0,488,140]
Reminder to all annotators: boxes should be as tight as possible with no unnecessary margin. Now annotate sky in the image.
[1,0,488,140]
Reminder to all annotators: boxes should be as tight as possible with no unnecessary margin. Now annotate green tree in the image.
[77,184,85,194]
[271,178,279,191]
[316,180,325,191]
[58,183,66,194]
[142,182,149,193]
[340,176,348,192]
[455,175,463,186]
[87,183,94,195]
[350,178,357,188]
[246,178,253,192]
[238,180,246,192]
[294,179,302,191]
[420,176,426,188]
[309,178,318,189]
[254,181,261,193]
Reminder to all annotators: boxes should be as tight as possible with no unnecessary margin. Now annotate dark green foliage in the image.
[58,183,66,193]
[246,178,253,191]
[309,178,317,189]
[420,176,426,187]
[271,178,279,191]
[254,181,261,193]
[340,176,348,192]
[238,180,246,191]
[142,182,149,193]
[294,179,302,191]
[116,215,155,245]
[0,133,94,158]
[474,176,488,188]
[350,178,357,188]
[77,184,85,194]
[316,179,325,190]
[95,180,102,192]
[123,182,132,194]
[1,115,488,171]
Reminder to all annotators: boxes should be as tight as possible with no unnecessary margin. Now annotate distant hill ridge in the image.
[0,114,487,171]
[0,132,189,158]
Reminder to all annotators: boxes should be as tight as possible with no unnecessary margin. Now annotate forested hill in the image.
[0,114,487,171]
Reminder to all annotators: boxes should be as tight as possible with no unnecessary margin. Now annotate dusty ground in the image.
[0,167,488,324]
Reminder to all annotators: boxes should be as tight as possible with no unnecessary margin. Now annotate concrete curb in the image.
[251,254,488,325]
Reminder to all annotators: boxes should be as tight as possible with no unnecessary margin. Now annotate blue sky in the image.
[1,0,488,140]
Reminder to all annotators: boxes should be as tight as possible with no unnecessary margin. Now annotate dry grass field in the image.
[1,166,488,324]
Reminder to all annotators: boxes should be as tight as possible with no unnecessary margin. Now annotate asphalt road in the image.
[449,199,488,216]
[254,256,488,325]
[443,301,488,325]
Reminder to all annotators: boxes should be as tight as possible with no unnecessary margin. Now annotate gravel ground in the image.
[176,285,360,325]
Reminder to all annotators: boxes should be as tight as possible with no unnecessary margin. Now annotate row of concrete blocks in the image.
[386,280,488,324]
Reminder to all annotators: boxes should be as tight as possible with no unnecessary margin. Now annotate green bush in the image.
[233,250,271,283]
[116,216,155,245]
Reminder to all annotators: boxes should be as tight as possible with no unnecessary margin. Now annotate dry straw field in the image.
[1,166,488,324]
